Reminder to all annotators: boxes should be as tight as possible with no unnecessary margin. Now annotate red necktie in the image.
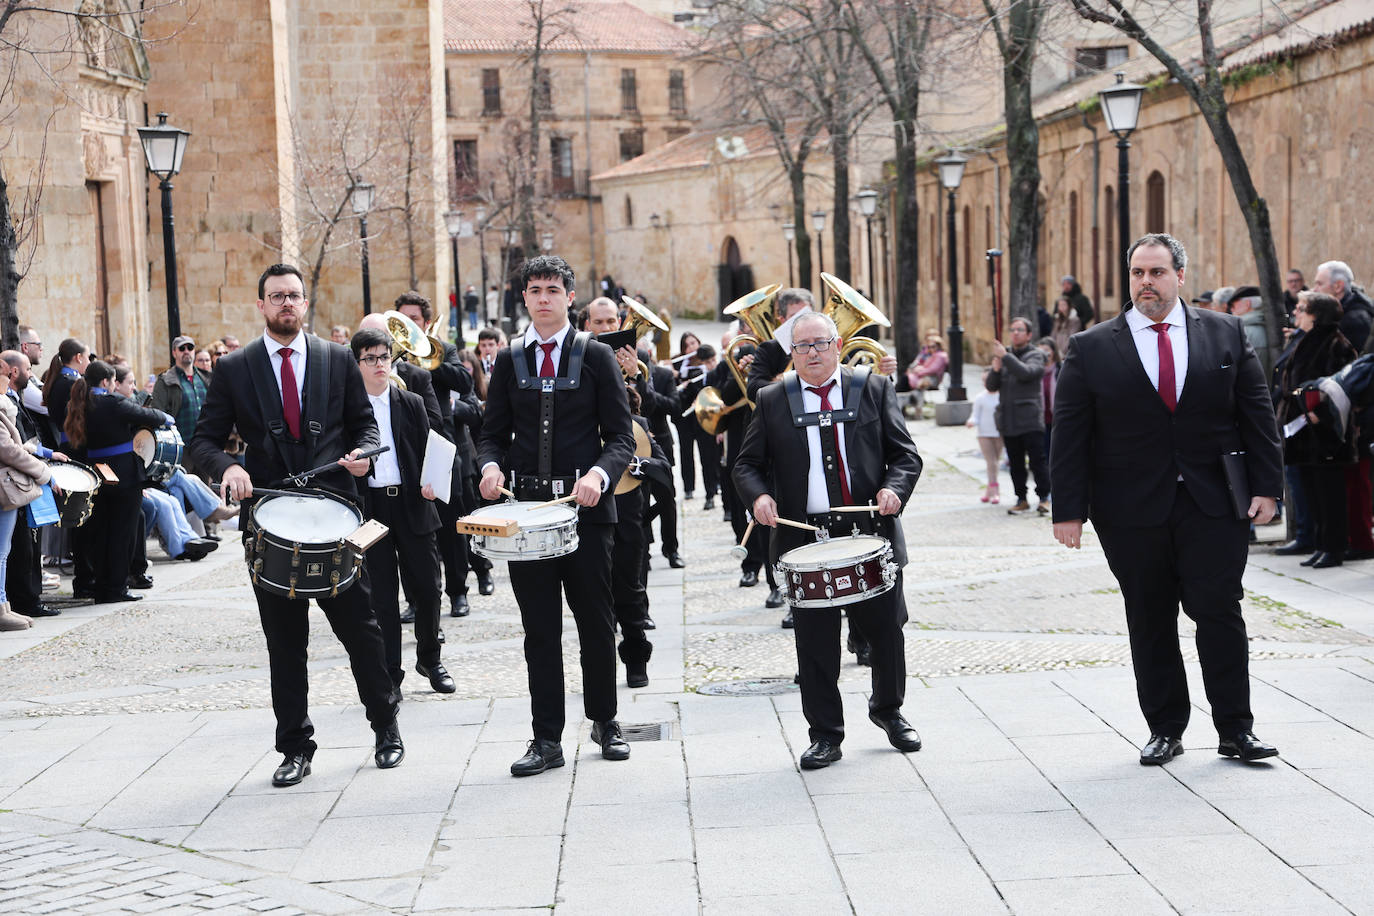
[1150,323,1176,412]
[278,348,301,438]
[807,381,852,505]
[539,341,556,378]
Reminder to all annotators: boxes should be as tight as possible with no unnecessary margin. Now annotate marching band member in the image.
[733,311,923,769]
[189,263,401,788]
[636,346,683,572]
[477,255,635,776]
[705,339,772,596]
[350,327,453,695]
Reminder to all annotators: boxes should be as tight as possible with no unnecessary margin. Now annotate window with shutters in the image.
[481,69,501,115]
[621,69,638,113]
[669,70,686,114]
[1074,45,1129,78]
[550,137,574,195]
[619,129,644,162]
[1146,171,1166,233]
[453,139,478,198]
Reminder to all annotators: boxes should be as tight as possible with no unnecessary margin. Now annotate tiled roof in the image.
[445,0,697,54]
[590,122,819,182]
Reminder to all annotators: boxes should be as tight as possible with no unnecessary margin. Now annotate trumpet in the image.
[384,309,444,371]
[820,273,891,372]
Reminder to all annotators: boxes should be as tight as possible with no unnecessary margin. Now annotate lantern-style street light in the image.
[137,112,192,353]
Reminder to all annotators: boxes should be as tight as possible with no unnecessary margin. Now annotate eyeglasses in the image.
[266,292,305,306]
[791,338,836,355]
[177,343,196,352]
[358,353,392,367]
[20,341,40,350]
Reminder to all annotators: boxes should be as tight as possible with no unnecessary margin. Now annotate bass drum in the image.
[247,489,365,598]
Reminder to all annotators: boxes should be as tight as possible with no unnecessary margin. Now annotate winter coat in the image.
[1279,323,1358,466]
[986,343,1046,437]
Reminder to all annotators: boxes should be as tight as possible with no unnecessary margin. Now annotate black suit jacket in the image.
[188,334,380,499]
[80,392,168,490]
[365,385,441,536]
[1049,302,1283,527]
[393,360,444,435]
[733,368,922,566]
[745,339,789,405]
[476,328,635,524]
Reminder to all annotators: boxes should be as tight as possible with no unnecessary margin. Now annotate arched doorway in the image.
[716,236,754,318]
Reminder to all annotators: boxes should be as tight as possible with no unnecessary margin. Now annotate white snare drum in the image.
[48,461,101,528]
[248,490,366,598]
[467,501,579,561]
[775,534,896,609]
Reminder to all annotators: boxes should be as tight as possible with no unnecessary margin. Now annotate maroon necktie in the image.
[539,341,556,378]
[278,349,301,438]
[1150,323,1176,412]
[807,381,852,505]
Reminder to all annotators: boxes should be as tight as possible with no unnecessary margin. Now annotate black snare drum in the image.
[133,427,183,482]
[47,461,101,528]
[246,489,365,599]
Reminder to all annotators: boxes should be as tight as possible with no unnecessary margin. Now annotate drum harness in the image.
[782,366,877,541]
[508,330,591,501]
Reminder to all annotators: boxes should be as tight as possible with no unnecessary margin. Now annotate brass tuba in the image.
[721,282,782,406]
[686,385,746,436]
[620,296,669,380]
[384,309,444,372]
[820,273,891,373]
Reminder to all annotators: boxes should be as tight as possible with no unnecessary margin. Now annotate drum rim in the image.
[785,578,895,609]
[250,489,363,547]
[469,501,578,528]
[48,461,100,491]
[776,535,890,571]
[253,566,362,596]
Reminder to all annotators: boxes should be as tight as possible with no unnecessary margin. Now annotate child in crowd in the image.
[968,369,1001,503]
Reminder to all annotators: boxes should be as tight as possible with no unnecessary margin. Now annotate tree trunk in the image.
[892,122,919,369]
[790,161,812,292]
[830,124,852,284]
[404,142,419,291]
[0,165,20,351]
[1002,29,1040,323]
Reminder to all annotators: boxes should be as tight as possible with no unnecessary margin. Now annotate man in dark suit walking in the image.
[477,255,636,776]
[734,311,923,769]
[1050,233,1284,766]
[189,263,402,788]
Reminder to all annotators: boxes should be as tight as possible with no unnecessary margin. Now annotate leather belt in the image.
[513,473,579,501]
[369,485,402,497]
[806,511,878,537]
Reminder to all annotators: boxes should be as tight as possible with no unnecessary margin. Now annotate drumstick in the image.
[497,486,516,500]
[529,493,579,510]
[829,504,880,514]
[774,516,820,532]
[730,519,756,560]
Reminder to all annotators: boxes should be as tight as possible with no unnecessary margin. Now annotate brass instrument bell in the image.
[619,296,669,380]
[615,422,654,494]
[820,273,891,372]
[384,309,444,371]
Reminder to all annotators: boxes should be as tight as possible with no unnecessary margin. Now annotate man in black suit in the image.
[734,310,923,769]
[637,347,683,570]
[706,338,772,595]
[351,327,454,696]
[189,262,402,788]
[477,255,636,776]
[1050,233,1284,766]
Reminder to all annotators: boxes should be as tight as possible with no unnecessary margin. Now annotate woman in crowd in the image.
[1037,337,1061,460]
[671,332,706,500]
[1050,296,1081,357]
[40,338,90,448]
[194,349,213,375]
[904,333,949,392]
[0,386,58,631]
[1277,292,1358,569]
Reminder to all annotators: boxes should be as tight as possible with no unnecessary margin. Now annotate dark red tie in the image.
[278,349,301,439]
[539,341,556,378]
[1150,323,1176,412]
[807,381,852,505]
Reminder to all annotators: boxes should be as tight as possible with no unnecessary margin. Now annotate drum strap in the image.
[510,330,591,480]
[244,339,295,477]
[783,367,870,508]
[302,334,330,460]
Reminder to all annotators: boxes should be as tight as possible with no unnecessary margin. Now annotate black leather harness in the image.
[783,367,869,509]
[510,330,590,496]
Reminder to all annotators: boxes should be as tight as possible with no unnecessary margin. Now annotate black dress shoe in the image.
[1344,548,1374,561]
[766,587,786,609]
[1300,551,1325,567]
[846,634,872,667]
[589,720,631,760]
[780,608,794,628]
[869,712,922,752]
[450,593,470,618]
[477,570,496,596]
[511,738,564,776]
[73,588,96,600]
[1274,540,1314,556]
[272,752,311,787]
[723,510,732,523]
[642,614,656,630]
[176,538,218,561]
[437,627,445,644]
[800,740,843,769]
[1139,734,1184,765]
[1311,552,1344,569]
[703,496,715,511]
[399,603,416,624]
[96,592,143,604]
[127,574,155,589]
[739,569,759,587]
[416,662,456,694]
[665,552,686,569]
[22,604,61,618]
[374,722,404,769]
[620,642,651,688]
[1218,732,1279,761]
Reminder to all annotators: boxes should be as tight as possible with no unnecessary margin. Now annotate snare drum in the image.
[775,534,896,609]
[133,427,184,481]
[47,461,101,528]
[247,489,365,598]
[467,501,579,562]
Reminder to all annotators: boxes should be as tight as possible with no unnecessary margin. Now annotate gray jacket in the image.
[986,343,1046,436]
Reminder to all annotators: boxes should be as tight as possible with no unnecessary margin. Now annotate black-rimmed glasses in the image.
[791,338,836,355]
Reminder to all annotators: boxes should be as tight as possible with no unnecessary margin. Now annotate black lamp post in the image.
[934,151,968,402]
[856,188,878,306]
[351,179,375,314]
[475,205,489,311]
[501,225,517,333]
[445,209,463,338]
[781,223,795,287]
[810,209,826,294]
[137,112,192,356]
[1099,72,1145,304]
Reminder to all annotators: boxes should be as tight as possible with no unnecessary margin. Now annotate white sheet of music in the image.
[420,429,457,503]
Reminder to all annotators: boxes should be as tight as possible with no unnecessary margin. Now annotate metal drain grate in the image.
[696,677,800,697]
[620,722,676,741]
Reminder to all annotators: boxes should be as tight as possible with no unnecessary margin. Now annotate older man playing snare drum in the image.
[733,310,923,769]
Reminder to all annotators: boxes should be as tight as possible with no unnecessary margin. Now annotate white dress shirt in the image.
[262,331,307,403]
[367,390,402,487]
[1125,298,1188,404]
[800,367,852,514]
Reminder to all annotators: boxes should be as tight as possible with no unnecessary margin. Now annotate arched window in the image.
[962,204,972,281]
[1146,171,1166,233]
[1068,190,1079,278]
[1104,185,1115,297]
[624,195,633,227]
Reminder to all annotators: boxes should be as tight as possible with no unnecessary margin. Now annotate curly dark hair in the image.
[520,255,575,294]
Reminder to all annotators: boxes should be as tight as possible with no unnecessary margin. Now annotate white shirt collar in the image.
[800,367,844,395]
[1126,298,1186,331]
[263,330,306,356]
[524,323,571,349]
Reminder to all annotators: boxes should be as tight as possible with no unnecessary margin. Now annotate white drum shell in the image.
[469,502,579,561]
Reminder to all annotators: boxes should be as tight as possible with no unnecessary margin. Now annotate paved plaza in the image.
[3,359,1374,914]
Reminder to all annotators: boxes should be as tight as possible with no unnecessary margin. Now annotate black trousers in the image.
[1095,483,1254,738]
[1298,464,1348,555]
[643,475,679,555]
[509,522,616,742]
[253,563,397,756]
[365,491,442,689]
[130,511,148,578]
[612,488,651,663]
[792,572,908,745]
[1004,432,1049,502]
[87,485,141,598]
[6,509,42,611]
[724,470,766,575]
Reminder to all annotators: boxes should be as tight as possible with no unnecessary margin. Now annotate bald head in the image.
[357,313,389,333]
[0,350,32,391]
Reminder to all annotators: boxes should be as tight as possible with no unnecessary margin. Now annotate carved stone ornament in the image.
[83,131,109,180]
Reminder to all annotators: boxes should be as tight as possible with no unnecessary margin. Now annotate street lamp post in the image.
[811,209,826,293]
[856,189,878,307]
[475,205,489,315]
[137,112,192,356]
[781,223,795,287]
[1099,72,1145,304]
[444,209,463,339]
[934,151,968,403]
[350,180,375,314]
[501,225,517,334]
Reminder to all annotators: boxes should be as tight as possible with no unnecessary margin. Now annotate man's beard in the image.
[266,312,301,336]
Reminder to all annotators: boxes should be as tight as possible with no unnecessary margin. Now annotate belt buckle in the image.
[386,485,400,497]
[552,478,565,496]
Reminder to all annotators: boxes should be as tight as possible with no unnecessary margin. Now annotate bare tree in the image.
[378,75,435,292]
[1068,0,1286,356]
[513,0,578,256]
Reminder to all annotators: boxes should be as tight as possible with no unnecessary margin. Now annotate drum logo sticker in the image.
[307,562,323,577]
[835,575,852,590]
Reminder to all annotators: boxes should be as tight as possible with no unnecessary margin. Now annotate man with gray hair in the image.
[745,288,817,403]
[1313,260,1372,351]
